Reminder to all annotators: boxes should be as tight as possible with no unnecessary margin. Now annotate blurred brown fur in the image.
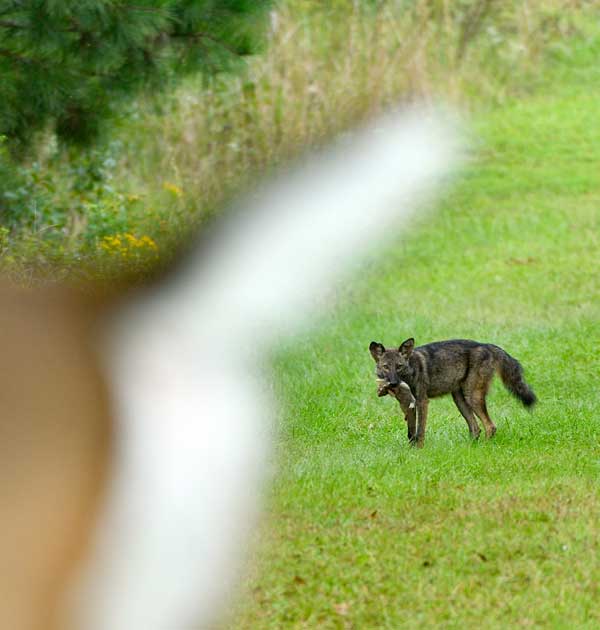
[0,283,111,630]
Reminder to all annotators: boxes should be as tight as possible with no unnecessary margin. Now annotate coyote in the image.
[369,338,536,447]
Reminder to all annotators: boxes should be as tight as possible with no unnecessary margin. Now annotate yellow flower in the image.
[140,235,158,250]
[98,232,159,260]
[163,182,183,198]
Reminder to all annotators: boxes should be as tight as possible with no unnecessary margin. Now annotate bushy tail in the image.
[494,347,537,407]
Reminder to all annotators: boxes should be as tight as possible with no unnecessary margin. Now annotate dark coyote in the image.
[369,338,536,447]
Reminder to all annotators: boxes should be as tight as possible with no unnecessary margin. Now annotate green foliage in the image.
[0,136,183,278]
[2,141,124,231]
[0,0,272,148]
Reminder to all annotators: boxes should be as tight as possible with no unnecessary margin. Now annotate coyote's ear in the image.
[399,338,415,356]
[369,341,385,361]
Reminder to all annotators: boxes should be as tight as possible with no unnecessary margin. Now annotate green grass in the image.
[228,41,600,630]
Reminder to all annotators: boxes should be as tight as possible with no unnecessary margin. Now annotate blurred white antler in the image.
[173,108,459,340]
[68,108,460,630]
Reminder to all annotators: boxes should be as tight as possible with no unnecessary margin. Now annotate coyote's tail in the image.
[493,347,537,407]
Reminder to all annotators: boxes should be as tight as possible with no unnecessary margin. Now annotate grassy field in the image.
[228,31,600,630]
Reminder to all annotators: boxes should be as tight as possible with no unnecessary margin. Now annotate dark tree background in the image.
[0,0,272,149]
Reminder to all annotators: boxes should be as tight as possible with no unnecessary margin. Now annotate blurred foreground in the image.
[0,109,457,630]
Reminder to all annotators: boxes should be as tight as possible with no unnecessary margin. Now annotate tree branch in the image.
[171,31,242,58]
[0,46,33,64]
[0,20,26,29]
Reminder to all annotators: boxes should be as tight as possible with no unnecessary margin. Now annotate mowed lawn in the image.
[229,51,600,629]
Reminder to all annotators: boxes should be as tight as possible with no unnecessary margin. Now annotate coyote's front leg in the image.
[415,397,429,448]
[391,382,417,444]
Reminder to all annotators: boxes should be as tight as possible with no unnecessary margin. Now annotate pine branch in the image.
[0,20,25,29]
[0,0,272,145]
[0,46,34,64]
[117,4,171,16]
[171,31,242,58]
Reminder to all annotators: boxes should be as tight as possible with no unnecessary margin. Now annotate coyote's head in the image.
[369,338,414,396]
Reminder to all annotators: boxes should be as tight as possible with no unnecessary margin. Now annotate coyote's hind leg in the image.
[463,350,497,438]
[451,390,481,439]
